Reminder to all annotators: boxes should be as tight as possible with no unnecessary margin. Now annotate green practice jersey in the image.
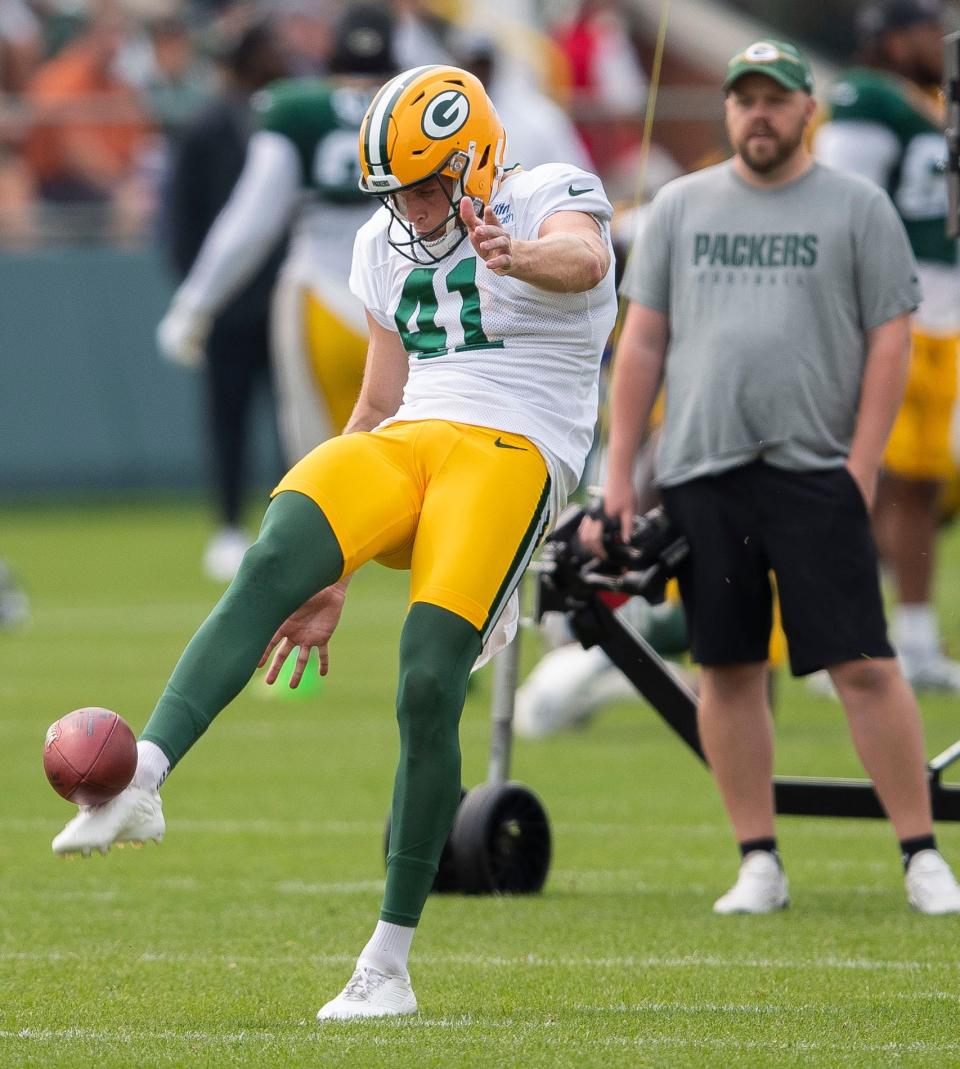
[252,78,375,204]
[825,67,954,265]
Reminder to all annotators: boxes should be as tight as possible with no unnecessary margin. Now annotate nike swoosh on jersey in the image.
[494,437,528,451]
[568,185,594,196]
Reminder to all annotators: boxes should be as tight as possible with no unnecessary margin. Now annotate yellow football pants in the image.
[274,420,552,640]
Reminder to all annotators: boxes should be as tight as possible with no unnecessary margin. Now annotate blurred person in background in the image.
[162,15,288,581]
[0,0,40,245]
[274,0,337,76]
[553,0,648,170]
[0,0,41,93]
[391,0,457,68]
[456,31,592,170]
[584,39,960,916]
[814,0,960,691]
[0,559,29,630]
[25,0,153,239]
[139,14,213,135]
[157,2,396,471]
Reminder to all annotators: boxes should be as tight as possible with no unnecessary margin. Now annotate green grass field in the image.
[2,501,960,1068]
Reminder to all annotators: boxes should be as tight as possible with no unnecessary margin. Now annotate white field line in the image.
[5,816,930,848]
[2,949,958,973]
[0,879,386,902]
[4,1027,960,1056]
[3,817,383,835]
[29,602,212,633]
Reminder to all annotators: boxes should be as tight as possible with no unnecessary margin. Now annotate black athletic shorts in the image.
[659,460,894,676]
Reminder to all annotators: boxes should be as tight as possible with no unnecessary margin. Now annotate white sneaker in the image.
[203,527,251,583]
[901,653,960,694]
[316,963,418,1021]
[51,786,164,857]
[805,669,839,701]
[713,851,789,914]
[905,850,960,914]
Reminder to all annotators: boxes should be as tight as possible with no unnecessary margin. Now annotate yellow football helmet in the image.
[358,65,508,262]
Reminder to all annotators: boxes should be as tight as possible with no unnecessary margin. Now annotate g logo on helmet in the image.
[421,90,470,140]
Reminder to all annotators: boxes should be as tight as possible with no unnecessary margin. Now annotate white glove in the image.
[156,298,212,370]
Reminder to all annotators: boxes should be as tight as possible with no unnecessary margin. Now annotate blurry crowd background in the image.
[0,0,653,247]
[0,0,955,249]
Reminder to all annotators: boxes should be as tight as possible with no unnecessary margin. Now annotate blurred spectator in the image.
[0,559,28,630]
[25,0,153,239]
[554,0,648,169]
[0,0,41,244]
[392,0,457,68]
[274,0,337,75]
[162,16,289,581]
[140,16,213,133]
[456,32,592,170]
[0,135,34,245]
[0,0,41,93]
[814,0,960,691]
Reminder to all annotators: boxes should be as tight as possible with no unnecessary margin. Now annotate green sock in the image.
[381,603,482,926]
[141,491,343,766]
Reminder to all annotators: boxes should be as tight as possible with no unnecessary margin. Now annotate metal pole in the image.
[487,626,521,785]
[928,738,960,776]
[944,32,960,238]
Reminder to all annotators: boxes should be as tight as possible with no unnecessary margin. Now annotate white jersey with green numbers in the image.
[254,78,380,289]
[349,164,617,497]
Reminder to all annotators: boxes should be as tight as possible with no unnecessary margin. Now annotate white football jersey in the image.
[349,164,618,499]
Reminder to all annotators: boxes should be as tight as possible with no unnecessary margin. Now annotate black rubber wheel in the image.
[446,782,551,895]
[382,788,466,893]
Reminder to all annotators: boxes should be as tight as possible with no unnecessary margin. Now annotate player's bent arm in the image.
[342,312,410,434]
[604,301,669,536]
[846,311,912,508]
[461,197,609,292]
[513,211,611,292]
[173,131,301,317]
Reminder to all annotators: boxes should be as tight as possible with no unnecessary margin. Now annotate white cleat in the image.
[316,963,418,1021]
[905,850,960,914]
[713,851,789,914]
[52,786,164,857]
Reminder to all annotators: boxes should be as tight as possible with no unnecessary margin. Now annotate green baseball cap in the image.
[723,40,815,94]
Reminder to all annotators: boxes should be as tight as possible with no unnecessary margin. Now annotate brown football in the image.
[43,708,137,805]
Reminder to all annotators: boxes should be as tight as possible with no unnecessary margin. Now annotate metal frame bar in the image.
[564,592,960,821]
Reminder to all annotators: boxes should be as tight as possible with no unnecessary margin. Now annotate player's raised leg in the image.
[52,489,346,856]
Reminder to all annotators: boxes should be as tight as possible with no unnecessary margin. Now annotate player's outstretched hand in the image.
[460,197,514,275]
[259,583,348,688]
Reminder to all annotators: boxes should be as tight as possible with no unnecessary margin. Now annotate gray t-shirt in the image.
[620,160,921,487]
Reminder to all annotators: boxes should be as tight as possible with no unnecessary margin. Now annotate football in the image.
[43,708,137,805]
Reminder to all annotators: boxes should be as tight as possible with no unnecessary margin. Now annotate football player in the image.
[158,2,396,466]
[53,65,617,1021]
[815,0,960,690]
